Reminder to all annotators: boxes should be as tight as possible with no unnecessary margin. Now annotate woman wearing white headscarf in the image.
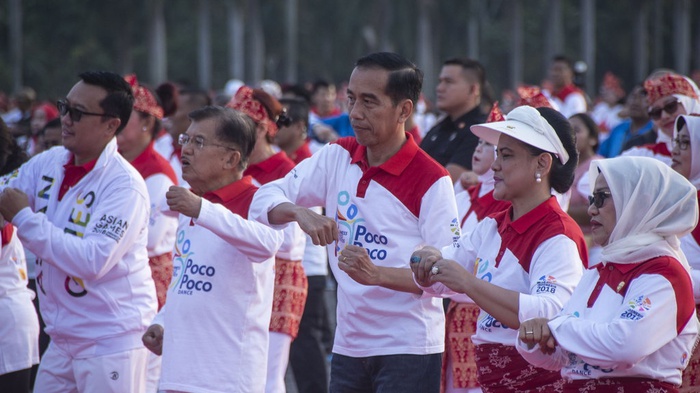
[670,114,700,391]
[518,156,699,392]
[412,106,588,392]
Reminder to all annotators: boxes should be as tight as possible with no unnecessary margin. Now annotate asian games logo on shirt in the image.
[334,190,388,261]
[449,218,461,244]
[536,275,557,294]
[620,295,651,321]
[171,229,216,295]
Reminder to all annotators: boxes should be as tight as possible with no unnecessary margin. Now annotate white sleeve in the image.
[419,176,460,249]
[249,145,333,227]
[145,174,177,251]
[549,273,685,369]
[12,185,150,281]
[193,199,283,262]
[515,337,569,371]
[518,235,584,322]
[566,93,588,116]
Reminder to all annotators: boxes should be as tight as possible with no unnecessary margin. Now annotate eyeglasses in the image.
[178,133,237,151]
[647,100,680,120]
[673,138,691,151]
[588,190,612,208]
[57,100,118,123]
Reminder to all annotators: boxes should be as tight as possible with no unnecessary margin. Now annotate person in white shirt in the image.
[250,52,460,393]
[0,71,157,393]
[518,156,698,392]
[141,106,283,393]
[0,119,39,393]
[412,106,587,392]
[670,114,700,391]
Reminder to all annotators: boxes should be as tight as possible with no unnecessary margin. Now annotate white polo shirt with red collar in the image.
[517,256,697,386]
[423,197,587,346]
[251,133,461,357]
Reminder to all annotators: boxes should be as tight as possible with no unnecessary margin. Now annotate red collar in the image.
[553,84,581,101]
[499,197,559,235]
[59,154,98,201]
[349,132,419,175]
[201,176,255,205]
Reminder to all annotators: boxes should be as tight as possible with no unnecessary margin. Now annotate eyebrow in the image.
[347,88,379,102]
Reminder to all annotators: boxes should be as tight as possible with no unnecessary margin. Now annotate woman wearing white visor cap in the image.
[411,106,587,392]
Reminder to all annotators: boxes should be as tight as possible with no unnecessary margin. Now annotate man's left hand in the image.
[0,188,30,222]
[338,244,380,286]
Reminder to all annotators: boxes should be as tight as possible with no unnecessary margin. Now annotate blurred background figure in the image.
[0,117,40,393]
[590,72,626,140]
[597,84,653,158]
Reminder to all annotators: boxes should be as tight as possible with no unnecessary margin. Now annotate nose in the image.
[348,102,362,120]
[587,201,598,217]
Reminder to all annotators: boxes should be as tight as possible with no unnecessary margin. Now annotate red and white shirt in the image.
[423,197,587,346]
[251,134,460,357]
[156,177,283,393]
[622,131,673,166]
[518,256,697,386]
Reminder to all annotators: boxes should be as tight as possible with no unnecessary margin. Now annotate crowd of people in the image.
[1,51,700,393]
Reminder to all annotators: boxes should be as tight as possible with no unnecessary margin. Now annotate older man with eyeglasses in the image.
[0,71,158,393]
[142,106,283,393]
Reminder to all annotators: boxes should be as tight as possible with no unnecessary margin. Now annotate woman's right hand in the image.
[409,246,442,287]
[518,318,557,354]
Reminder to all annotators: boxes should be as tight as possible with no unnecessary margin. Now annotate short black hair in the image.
[179,88,212,108]
[569,112,600,152]
[443,57,486,88]
[188,106,256,170]
[40,118,62,136]
[311,79,332,95]
[355,52,423,106]
[78,71,134,134]
[552,55,574,73]
[524,107,578,193]
[279,97,309,127]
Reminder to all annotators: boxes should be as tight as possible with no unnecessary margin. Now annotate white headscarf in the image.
[675,115,700,189]
[589,156,698,266]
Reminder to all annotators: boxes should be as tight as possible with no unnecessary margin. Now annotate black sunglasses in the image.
[57,100,118,122]
[588,190,612,208]
[648,100,680,120]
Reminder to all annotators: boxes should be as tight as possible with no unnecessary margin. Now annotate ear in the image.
[536,152,553,178]
[222,149,242,171]
[397,99,413,124]
[105,117,122,136]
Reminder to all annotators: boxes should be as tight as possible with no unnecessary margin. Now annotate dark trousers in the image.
[329,352,441,393]
[0,368,32,393]
[290,275,331,393]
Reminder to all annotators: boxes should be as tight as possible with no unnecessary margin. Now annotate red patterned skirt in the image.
[565,378,678,392]
[269,257,308,339]
[149,252,173,311]
[680,305,700,391]
[443,302,481,391]
[474,343,564,393]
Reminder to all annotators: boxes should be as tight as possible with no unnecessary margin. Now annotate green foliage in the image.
[0,0,695,101]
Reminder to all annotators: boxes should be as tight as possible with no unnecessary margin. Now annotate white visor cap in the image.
[470,105,569,164]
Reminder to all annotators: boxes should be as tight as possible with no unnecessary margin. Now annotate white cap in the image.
[470,105,570,164]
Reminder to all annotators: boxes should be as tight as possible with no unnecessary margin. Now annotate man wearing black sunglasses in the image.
[0,71,157,393]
